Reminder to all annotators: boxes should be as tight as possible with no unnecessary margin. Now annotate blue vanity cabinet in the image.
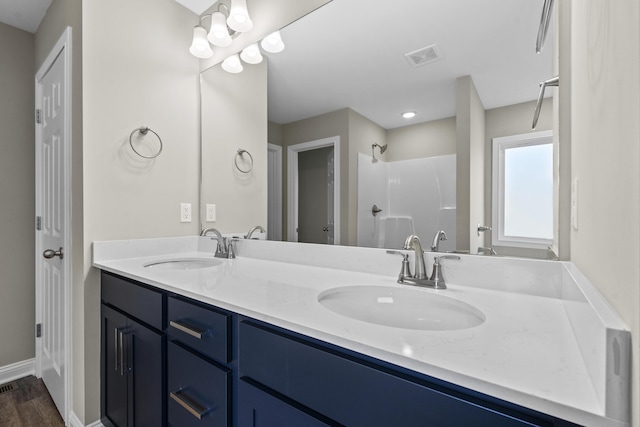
[100,272,166,427]
[166,295,233,427]
[238,320,581,427]
[238,378,338,427]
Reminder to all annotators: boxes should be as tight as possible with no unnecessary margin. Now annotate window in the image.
[492,131,553,249]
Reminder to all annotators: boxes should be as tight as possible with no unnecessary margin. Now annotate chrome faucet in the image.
[402,235,427,280]
[245,225,266,239]
[431,230,447,252]
[200,228,234,258]
[388,236,460,289]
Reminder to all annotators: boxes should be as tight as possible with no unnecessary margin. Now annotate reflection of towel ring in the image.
[235,149,253,173]
[129,126,163,159]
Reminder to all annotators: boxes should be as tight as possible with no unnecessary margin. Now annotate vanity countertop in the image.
[93,236,630,427]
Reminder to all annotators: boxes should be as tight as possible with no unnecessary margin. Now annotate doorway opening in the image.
[287,136,340,244]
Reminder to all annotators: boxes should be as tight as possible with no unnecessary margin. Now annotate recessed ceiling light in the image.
[402,111,416,119]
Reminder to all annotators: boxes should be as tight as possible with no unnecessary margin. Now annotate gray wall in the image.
[0,22,35,369]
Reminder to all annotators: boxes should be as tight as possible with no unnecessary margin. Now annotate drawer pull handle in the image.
[170,320,207,339]
[170,390,209,420]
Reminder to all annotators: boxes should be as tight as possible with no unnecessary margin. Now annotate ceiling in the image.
[0,0,554,130]
[0,0,51,33]
[266,0,554,129]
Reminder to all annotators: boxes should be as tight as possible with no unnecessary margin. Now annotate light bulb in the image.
[240,44,263,64]
[222,54,244,73]
[261,31,285,53]
[207,12,232,47]
[402,111,417,119]
[227,0,253,33]
[189,25,213,59]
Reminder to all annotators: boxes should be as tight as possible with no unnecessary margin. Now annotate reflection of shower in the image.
[371,143,388,160]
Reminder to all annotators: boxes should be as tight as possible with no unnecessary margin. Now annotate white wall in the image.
[82,0,200,422]
[567,1,640,425]
[201,61,268,233]
[0,22,35,368]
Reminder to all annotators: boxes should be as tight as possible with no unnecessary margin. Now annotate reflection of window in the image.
[492,131,553,249]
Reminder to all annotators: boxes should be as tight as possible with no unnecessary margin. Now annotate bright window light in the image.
[492,131,554,249]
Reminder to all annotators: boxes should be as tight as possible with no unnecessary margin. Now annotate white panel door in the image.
[36,29,71,422]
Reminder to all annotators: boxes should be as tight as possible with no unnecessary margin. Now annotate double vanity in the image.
[93,236,630,427]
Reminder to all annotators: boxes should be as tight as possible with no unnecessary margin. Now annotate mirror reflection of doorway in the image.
[298,146,334,244]
[286,136,341,245]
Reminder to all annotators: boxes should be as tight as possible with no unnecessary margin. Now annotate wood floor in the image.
[0,376,64,426]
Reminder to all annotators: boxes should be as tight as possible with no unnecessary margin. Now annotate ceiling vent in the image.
[404,44,442,68]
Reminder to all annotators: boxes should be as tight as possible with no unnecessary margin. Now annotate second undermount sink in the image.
[318,286,485,331]
[144,258,222,271]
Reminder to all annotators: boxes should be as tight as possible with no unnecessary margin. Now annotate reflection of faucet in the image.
[245,225,266,239]
[200,228,234,258]
[402,235,427,280]
[431,230,447,252]
[477,246,497,255]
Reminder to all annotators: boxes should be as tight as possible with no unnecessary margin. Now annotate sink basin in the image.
[318,286,485,331]
[143,258,222,271]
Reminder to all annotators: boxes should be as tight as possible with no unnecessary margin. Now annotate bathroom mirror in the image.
[200,0,555,255]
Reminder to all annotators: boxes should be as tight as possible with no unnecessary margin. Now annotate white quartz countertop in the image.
[93,237,629,427]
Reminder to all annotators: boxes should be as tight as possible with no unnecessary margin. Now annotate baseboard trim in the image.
[0,358,35,385]
[68,411,105,427]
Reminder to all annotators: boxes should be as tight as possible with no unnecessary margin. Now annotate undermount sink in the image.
[318,286,485,331]
[143,258,222,271]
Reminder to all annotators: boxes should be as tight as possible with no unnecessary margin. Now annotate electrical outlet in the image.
[180,203,192,223]
[206,204,216,222]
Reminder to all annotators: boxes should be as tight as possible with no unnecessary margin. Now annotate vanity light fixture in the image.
[261,31,285,53]
[188,1,285,74]
[208,10,233,47]
[222,54,244,73]
[402,111,417,119]
[240,43,263,64]
[227,0,253,33]
[189,25,214,59]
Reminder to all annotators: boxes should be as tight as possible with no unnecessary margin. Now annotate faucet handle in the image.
[434,255,461,264]
[386,250,412,282]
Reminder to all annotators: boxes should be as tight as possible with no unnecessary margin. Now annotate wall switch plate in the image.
[206,204,216,222]
[180,203,192,223]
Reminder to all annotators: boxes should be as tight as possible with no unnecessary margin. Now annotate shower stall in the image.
[357,153,456,250]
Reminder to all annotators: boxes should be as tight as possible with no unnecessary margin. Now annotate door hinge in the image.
[36,323,42,338]
[36,216,42,231]
[36,109,42,124]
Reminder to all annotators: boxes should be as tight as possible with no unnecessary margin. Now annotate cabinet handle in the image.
[119,329,125,376]
[170,390,209,420]
[169,320,207,339]
[114,328,120,373]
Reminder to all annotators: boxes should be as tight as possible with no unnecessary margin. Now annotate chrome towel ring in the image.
[129,126,163,159]
[235,149,254,173]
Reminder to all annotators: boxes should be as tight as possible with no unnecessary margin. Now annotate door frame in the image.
[287,136,340,244]
[34,26,73,423]
[267,144,283,241]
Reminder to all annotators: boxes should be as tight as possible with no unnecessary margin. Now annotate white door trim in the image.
[35,26,73,424]
[287,136,340,244]
[267,144,283,240]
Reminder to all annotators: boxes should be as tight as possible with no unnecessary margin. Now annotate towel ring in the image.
[235,149,253,173]
[129,126,163,159]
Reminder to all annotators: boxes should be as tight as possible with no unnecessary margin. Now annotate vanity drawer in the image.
[101,271,164,330]
[168,295,231,364]
[240,321,548,427]
[168,341,230,427]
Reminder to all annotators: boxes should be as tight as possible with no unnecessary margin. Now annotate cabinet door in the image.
[102,305,129,427]
[238,379,338,427]
[129,317,165,427]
